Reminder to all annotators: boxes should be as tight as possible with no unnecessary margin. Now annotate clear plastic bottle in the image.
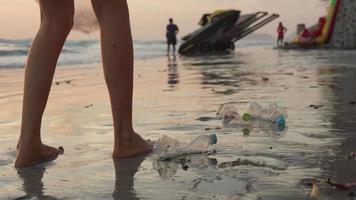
[247,101,264,118]
[247,102,287,122]
[218,102,287,127]
[217,104,240,125]
[153,134,217,161]
[153,135,182,156]
[229,114,252,126]
[260,103,287,120]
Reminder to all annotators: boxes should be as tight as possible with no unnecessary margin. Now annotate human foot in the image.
[113,133,153,159]
[15,144,63,168]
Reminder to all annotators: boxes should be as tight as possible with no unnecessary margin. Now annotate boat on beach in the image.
[179,10,279,55]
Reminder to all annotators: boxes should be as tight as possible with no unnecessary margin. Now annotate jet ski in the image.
[179,10,279,55]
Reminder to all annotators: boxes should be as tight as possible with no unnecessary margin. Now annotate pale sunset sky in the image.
[0,0,326,40]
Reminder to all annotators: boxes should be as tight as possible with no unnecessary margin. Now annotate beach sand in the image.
[1,47,356,199]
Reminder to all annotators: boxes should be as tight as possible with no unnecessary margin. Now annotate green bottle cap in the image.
[242,113,251,121]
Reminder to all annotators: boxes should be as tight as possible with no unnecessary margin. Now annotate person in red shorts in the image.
[277,22,287,47]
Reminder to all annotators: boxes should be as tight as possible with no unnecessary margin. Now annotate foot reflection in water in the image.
[16,166,57,200]
[112,156,146,200]
[167,55,180,87]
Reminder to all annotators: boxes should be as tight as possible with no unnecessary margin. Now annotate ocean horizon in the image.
[0,34,276,69]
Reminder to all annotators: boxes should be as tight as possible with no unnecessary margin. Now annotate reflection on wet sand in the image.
[152,153,289,179]
[167,55,180,87]
[317,64,356,199]
[112,156,146,200]
[182,56,254,95]
[16,167,57,200]
[153,155,217,178]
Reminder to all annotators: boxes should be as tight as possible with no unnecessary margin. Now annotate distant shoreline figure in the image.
[166,18,179,54]
[277,22,287,47]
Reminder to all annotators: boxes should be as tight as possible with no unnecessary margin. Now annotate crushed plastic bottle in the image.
[245,102,287,125]
[217,104,239,125]
[247,102,287,120]
[246,101,264,118]
[153,134,217,161]
[229,114,254,126]
[217,102,288,127]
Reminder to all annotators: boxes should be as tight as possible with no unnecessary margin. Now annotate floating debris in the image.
[347,152,356,160]
[262,77,269,82]
[85,104,93,108]
[348,101,356,105]
[55,79,75,85]
[309,104,324,109]
[328,179,356,190]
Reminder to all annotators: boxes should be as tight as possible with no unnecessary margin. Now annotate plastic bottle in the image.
[229,114,253,126]
[246,102,287,123]
[217,104,240,125]
[247,101,264,118]
[153,134,217,161]
[217,102,287,127]
[153,135,182,156]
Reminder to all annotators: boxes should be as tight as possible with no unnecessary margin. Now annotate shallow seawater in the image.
[1,47,356,200]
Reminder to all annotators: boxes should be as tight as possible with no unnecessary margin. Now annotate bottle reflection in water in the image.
[153,134,217,161]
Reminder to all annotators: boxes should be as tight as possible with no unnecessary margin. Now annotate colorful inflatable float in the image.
[285,0,341,48]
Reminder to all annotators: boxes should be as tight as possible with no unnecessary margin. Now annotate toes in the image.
[41,145,62,162]
[15,144,62,168]
[58,146,64,155]
[146,140,156,147]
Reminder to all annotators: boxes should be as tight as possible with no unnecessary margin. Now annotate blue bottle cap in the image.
[277,123,286,132]
[209,134,218,145]
[276,116,286,127]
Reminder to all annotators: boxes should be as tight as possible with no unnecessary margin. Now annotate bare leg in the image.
[167,44,171,55]
[173,45,176,54]
[91,0,152,159]
[15,0,74,168]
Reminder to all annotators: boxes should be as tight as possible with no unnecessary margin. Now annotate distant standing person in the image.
[277,22,287,47]
[166,18,179,54]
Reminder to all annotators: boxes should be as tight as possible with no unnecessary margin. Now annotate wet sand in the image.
[1,47,356,199]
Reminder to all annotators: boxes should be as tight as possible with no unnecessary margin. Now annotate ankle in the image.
[18,137,42,149]
[114,135,133,147]
[114,130,142,147]
[115,124,134,136]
